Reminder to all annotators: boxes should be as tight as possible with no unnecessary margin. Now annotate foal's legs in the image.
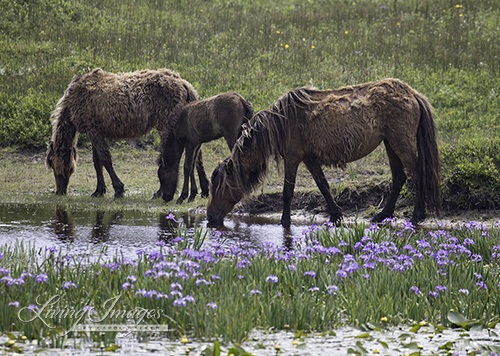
[89,135,125,199]
[372,140,407,222]
[304,158,343,225]
[187,146,203,202]
[177,144,199,204]
[91,146,106,197]
[195,150,209,198]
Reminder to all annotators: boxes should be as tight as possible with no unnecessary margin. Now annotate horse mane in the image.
[223,87,316,197]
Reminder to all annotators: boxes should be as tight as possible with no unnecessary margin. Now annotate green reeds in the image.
[1,220,498,348]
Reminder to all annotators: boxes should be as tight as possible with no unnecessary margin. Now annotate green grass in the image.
[1,0,500,143]
[1,0,499,210]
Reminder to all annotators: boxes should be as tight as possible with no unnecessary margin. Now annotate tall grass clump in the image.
[1,219,499,348]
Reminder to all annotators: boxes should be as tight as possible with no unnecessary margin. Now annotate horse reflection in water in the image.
[48,207,297,250]
[49,207,124,243]
[50,206,75,241]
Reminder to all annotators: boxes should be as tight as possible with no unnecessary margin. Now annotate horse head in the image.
[45,140,77,195]
[206,158,244,226]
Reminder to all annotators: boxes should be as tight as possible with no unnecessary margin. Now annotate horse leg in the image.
[90,136,125,199]
[177,145,196,204]
[372,140,407,222]
[195,149,209,198]
[224,135,237,151]
[281,155,301,226]
[187,145,203,202]
[304,158,343,225]
[91,146,106,197]
[158,138,184,203]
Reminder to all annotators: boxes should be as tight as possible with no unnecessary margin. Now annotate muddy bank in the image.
[234,182,500,226]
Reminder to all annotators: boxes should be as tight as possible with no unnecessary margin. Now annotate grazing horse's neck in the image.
[232,112,283,193]
[53,119,78,154]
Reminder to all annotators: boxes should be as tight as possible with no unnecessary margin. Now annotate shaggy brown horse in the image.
[45,68,199,198]
[158,92,254,204]
[207,79,441,226]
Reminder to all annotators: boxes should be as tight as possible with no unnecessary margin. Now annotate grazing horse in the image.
[158,92,254,204]
[207,78,441,226]
[45,68,199,198]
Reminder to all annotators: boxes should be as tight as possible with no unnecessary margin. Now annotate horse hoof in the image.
[176,197,185,204]
[91,191,105,197]
[151,191,161,199]
[371,213,389,223]
[201,191,209,198]
[162,194,173,203]
[280,217,291,227]
[330,215,343,227]
[410,213,425,226]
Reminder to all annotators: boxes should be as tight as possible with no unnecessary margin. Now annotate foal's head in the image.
[207,159,244,226]
[45,141,77,195]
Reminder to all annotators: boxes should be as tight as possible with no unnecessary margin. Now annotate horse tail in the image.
[415,93,441,216]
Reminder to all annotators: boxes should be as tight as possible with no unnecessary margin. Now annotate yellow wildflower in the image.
[380,317,388,322]
[181,337,188,344]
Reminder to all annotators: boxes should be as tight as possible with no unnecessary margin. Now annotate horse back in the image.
[62,68,196,139]
[302,79,421,167]
[177,92,252,143]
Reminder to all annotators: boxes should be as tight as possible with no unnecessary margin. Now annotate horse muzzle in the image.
[206,213,224,227]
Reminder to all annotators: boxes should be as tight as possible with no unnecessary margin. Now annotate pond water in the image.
[0,324,499,355]
[0,203,309,259]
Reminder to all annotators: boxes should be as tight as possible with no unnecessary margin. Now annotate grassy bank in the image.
[1,0,500,211]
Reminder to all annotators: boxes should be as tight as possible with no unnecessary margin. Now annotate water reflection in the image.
[91,210,123,243]
[0,203,311,259]
[50,206,75,241]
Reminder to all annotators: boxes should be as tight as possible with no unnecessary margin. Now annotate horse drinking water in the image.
[207,79,441,226]
[45,68,199,198]
[158,92,254,203]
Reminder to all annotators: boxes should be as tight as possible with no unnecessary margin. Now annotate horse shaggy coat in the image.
[45,68,198,197]
[207,78,441,226]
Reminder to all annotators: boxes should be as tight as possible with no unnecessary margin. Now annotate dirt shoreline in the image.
[233,189,500,229]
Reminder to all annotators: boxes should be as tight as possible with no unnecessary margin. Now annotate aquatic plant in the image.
[0,220,499,349]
